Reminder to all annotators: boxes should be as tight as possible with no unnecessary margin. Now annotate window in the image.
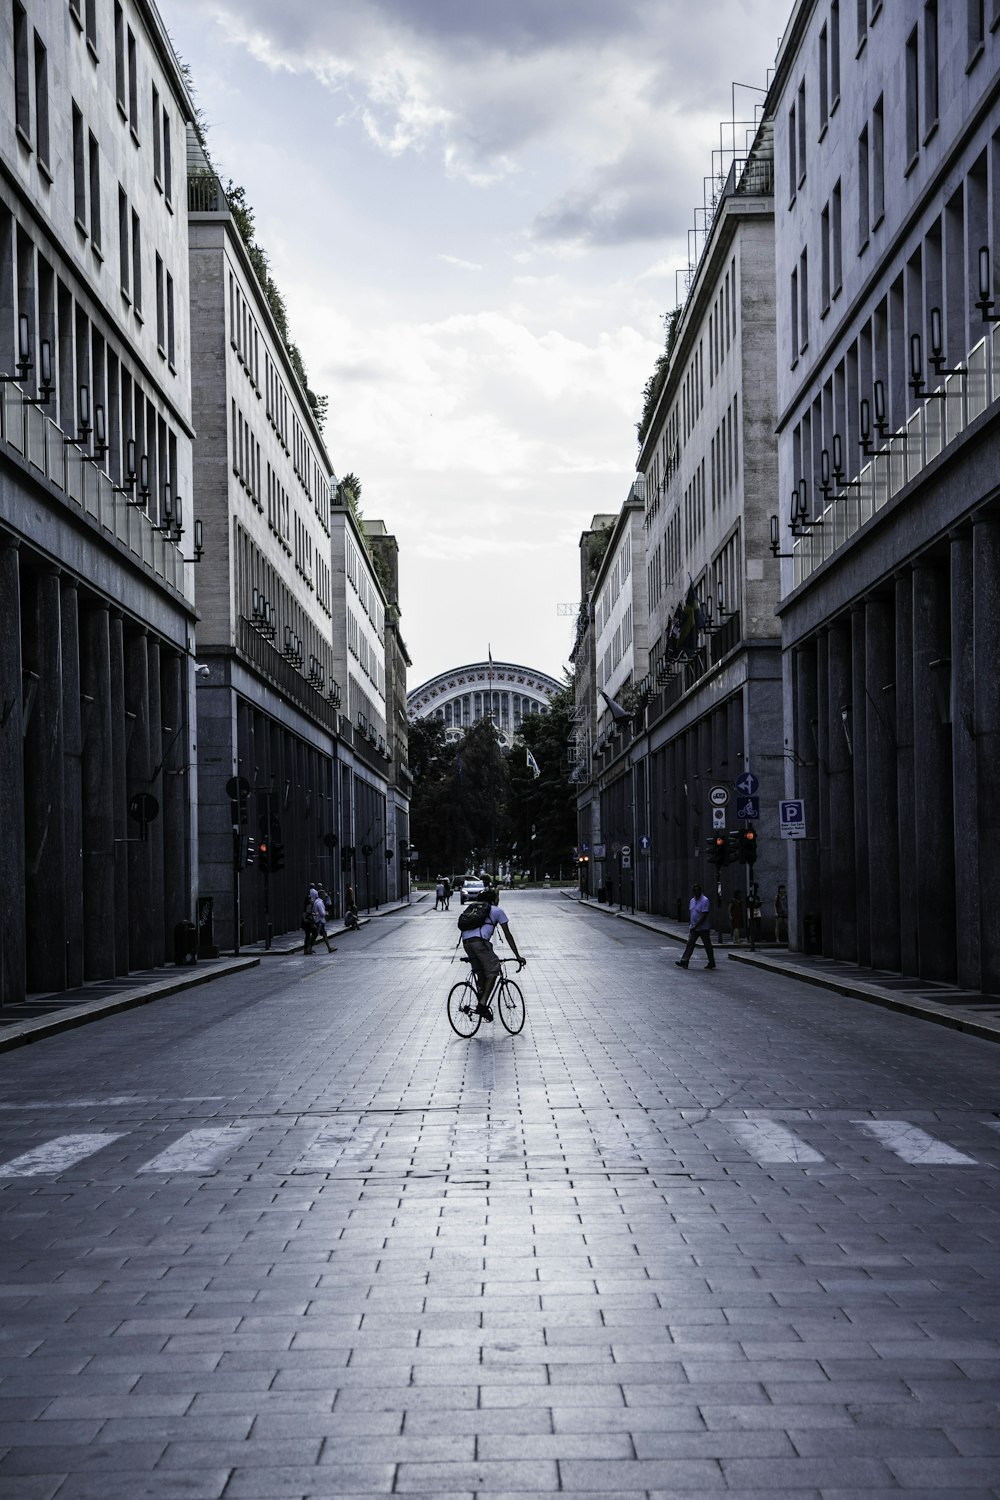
[905,27,919,164]
[72,103,87,228]
[858,125,870,248]
[88,132,101,249]
[114,3,126,112]
[33,34,49,170]
[830,0,841,104]
[166,271,175,365]
[821,203,831,312]
[131,210,142,313]
[832,179,843,294]
[162,111,172,202]
[797,80,807,184]
[924,2,939,134]
[969,0,986,60]
[872,96,884,225]
[856,0,867,49]
[819,25,829,133]
[118,187,129,296]
[799,249,809,350]
[790,267,799,363]
[787,103,797,199]
[127,27,139,138]
[155,253,164,350]
[151,85,161,185]
[84,0,96,51]
[13,1,30,141]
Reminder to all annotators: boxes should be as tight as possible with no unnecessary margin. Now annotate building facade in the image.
[772,1,1000,990]
[364,520,412,903]
[583,117,784,929]
[187,141,341,948]
[0,0,198,1003]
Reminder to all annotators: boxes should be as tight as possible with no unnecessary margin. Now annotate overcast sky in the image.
[165,0,791,689]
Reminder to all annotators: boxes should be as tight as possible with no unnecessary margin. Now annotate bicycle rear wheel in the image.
[497,976,525,1034]
[447,980,482,1038]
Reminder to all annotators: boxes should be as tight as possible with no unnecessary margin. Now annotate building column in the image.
[814,631,833,955]
[81,602,117,980]
[147,638,165,966]
[793,643,820,952]
[160,650,189,951]
[826,622,857,961]
[973,513,1000,992]
[951,527,980,990]
[109,611,130,974]
[24,567,67,993]
[850,605,871,967]
[895,570,918,975]
[0,538,25,1005]
[911,558,956,983]
[865,595,901,971]
[125,627,155,970]
[60,578,85,988]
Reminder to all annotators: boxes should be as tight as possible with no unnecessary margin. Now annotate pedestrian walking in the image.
[310,886,336,954]
[728,890,744,946]
[676,883,716,969]
[301,890,318,954]
[442,877,451,910]
[774,883,789,944]
[434,876,445,911]
[748,883,763,949]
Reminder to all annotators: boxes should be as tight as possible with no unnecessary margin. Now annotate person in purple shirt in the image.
[675,883,716,970]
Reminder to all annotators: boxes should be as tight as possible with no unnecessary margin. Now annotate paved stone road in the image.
[1,891,999,1498]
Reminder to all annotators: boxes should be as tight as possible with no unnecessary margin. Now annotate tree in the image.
[510,679,578,879]
[636,306,682,446]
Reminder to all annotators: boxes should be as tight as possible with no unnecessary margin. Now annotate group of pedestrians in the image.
[434,876,452,910]
[677,880,790,969]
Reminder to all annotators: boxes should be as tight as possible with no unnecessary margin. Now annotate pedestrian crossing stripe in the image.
[0,1119,996,1178]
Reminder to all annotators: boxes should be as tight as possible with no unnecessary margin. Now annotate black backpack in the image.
[457,899,492,932]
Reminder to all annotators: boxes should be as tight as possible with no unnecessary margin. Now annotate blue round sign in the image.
[735,771,760,797]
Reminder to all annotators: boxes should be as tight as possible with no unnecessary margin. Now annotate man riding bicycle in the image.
[460,882,526,1020]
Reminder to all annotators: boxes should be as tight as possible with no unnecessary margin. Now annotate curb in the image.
[0,957,261,1054]
[565,889,1000,1046]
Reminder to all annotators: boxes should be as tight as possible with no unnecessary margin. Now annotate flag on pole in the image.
[487,645,494,681]
[599,688,632,724]
[526,747,541,778]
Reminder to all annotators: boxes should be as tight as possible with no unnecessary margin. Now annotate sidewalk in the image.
[0,893,422,1053]
[566,889,1000,1045]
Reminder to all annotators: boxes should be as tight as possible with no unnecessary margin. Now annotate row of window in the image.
[235,520,335,694]
[710,396,740,513]
[708,257,738,388]
[345,535,385,641]
[683,459,707,554]
[346,608,386,699]
[232,398,261,506]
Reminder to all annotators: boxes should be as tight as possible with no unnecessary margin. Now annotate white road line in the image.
[138,1126,251,1174]
[0,1133,125,1176]
[727,1120,824,1163]
[852,1120,977,1165]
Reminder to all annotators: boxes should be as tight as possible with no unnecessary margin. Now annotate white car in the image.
[459,878,485,905]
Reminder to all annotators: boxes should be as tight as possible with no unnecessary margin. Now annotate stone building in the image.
[601,113,783,929]
[187,135,341,948]
[0,0,198,1002]
[771,1,1000,989]
[408,661,561,745]
[364,520,412,903]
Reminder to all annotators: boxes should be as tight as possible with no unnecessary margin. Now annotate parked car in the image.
[459,878,485,905]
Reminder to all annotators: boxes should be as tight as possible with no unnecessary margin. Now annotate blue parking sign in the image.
[779,799,806,839]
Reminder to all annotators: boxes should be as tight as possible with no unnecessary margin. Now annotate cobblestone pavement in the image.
[1,891,999,1498]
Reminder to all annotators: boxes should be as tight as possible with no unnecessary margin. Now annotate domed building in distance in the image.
[407,659,563,748]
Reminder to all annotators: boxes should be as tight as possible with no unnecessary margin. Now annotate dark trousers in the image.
[679,926,715,965]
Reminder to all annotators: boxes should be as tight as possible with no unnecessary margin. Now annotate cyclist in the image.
[461,882,526,1020]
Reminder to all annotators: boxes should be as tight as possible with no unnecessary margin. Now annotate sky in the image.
[164,0,792,689]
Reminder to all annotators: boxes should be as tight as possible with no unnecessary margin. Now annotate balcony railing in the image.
[791,326,1000,590]
[239,616,340,732]
[0,380,189,598]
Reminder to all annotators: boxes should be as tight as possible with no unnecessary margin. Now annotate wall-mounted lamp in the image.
[839,702,853,756]
[977,245,1000,324]
[928,656,952,726]
[193,518,204,562]
[909,332,948,401]
[928,307,966,379]
[769,513,796,558]
[93,403,108,458]
[1,315,34,384]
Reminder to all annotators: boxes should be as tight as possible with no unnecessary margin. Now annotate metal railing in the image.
[791,326,1000,589]
[0,380,190,598]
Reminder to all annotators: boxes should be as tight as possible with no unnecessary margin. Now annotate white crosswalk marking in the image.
[852,1119,977,1165]
[137,1127,251,1174]
[0,1133,125,1176]
[727,1120,824,1163]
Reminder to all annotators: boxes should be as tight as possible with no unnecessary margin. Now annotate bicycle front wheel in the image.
[447,980,482,1038]
[497,977,525,1034]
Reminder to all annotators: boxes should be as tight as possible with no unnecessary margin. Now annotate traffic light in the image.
[727,829,743,863]
[739,828,758,865]
[257,839,270,873]
[341,845,354,872]
[270,841,285,872]
[245,836,256,867]
[706,834,729,866]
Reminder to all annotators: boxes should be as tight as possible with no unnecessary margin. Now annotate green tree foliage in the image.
[509,681,578,878]
[636,306,682,446]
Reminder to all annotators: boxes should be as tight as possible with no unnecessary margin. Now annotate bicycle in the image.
[447,956,526,1038]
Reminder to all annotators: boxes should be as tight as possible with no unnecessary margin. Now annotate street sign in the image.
[225,776,251,800]
[709,784,730,807]
[712,807,726,829]
[581,841,590,853]
[736,795,760,820]
[779,799,806,839]
[639,835,651,852]
[735,771,760,797]
[621,845,631,856]
[621,852,632,870]
[593,843,606,859]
